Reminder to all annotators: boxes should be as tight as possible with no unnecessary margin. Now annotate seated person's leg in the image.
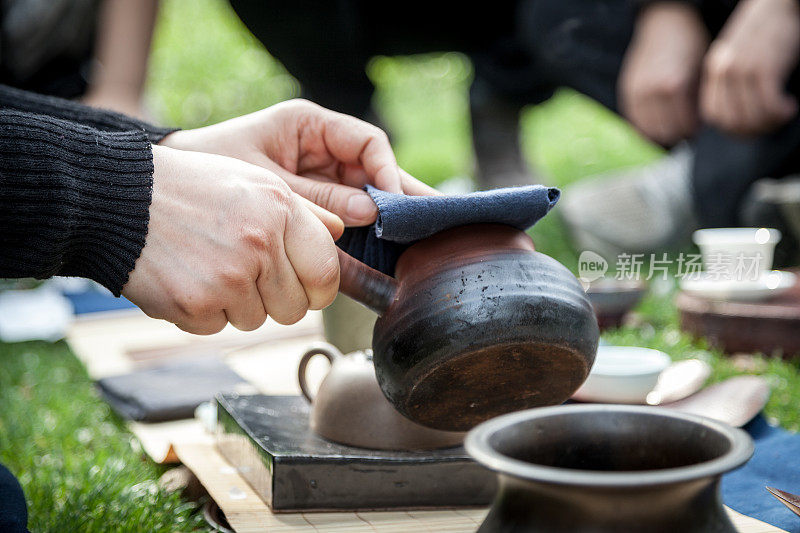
[516,0,698,256]
[229,0,374,119]
[470,42,554,189]
[0,464,27,533]
[517,0,800,258]
[468,0,633,191]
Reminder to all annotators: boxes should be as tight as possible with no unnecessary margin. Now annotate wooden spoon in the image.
[660,375,770,427]
[646,359,712,405]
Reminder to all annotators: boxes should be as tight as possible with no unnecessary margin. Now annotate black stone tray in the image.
[215,394,496,512]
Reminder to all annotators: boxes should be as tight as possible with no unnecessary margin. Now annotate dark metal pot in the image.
[465,404,754,533]
[337,223,599,431]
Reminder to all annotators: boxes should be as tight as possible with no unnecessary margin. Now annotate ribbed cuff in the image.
[0,83,177,144]
[0,110,154,295]
[633,0,704,12]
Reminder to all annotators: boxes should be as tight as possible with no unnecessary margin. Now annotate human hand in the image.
[700,0,800,135]
[122,145,344,335]
[619,2,710,145]
[160,99,438,227]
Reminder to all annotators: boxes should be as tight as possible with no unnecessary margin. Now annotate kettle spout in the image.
[336,248,398,315]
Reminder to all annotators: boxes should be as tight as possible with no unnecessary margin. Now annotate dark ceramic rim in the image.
[465,404,754,488]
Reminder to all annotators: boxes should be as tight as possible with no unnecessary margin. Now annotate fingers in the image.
[285,174,378,226]
[295,193,345,238]
[256,242,310,326]
[757,74,798,129]
[283,197,340,312]
[223,280,268,331]
[702,45,799,135]
[320,109,404,194]
[400,169,441,196]
[669,84,699,140]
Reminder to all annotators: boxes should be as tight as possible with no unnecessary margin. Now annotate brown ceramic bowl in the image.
[466,404,753,532]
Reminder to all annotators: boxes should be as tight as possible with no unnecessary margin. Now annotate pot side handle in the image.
[336,247,398,315]
[298,342,343,402]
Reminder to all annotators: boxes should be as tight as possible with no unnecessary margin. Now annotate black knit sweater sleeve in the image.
[0,84,175,142]
[0,87,175,295]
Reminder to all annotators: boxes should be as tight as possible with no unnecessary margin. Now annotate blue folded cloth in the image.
[723,415,800,531]
[336,184,560,274]
[63,290,137,315]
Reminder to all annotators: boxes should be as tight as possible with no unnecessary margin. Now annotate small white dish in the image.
[679,270,796,302]
[572,346,671,404]
[693,227,781,275]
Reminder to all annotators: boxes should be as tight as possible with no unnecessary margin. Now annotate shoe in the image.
[739,177,800,268]
[559,144,697,259]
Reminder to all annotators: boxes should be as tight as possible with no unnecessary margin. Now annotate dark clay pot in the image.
[337,224,599,431]
[465,404,754,533]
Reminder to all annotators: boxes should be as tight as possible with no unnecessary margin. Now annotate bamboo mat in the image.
[66,308,325,463]
[175,441,786,533]
[67,310,788,532]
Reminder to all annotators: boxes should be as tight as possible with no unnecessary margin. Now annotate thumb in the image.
[285,175,378,227]
[242,152,379,227]
[294,194,345,240]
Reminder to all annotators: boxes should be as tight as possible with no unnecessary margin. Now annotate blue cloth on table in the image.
[63,290,137,315]
[723,415,800,531]
[336,184,561,275]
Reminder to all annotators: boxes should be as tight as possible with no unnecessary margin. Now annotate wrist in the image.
[637,1,703,27]
[634,1,709,48]
[157,129,190,150]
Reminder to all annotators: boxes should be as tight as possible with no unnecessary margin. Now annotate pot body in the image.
[480,476,732,532]
[372,225,599,431]
[466,405,754,533]
[298,344,464,450]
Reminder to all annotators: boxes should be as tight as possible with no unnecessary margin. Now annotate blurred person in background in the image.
[0,0,157,116]
[519,0,800,258]
[231,0,800,260]
[228,0,536,190]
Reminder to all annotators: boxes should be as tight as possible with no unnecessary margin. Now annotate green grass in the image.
[2,0,799,530]
[0,341,203,532]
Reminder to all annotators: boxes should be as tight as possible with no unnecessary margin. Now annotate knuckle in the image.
[371,127,390,146]
[271,300,309,326]
[240,225,272,254]
[705,49,729,77]
[179,317,225,336]
[306,181,336,209]
[217,265,251,292]
[175,292,214,321]
[233,313,267,332]
[266,180,293,206]
[305,255,340,307]
[653,82,678,98]
[169,289,194,318]
[287,98,318,110]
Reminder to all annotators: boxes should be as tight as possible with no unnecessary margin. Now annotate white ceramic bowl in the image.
[679,270,797,302]
[692,228,781,277]
[573,346,671,404]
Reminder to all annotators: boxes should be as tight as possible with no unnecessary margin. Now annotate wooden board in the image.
[677,275,800,357]
[175,441,787,533]
[66,308,325,463]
